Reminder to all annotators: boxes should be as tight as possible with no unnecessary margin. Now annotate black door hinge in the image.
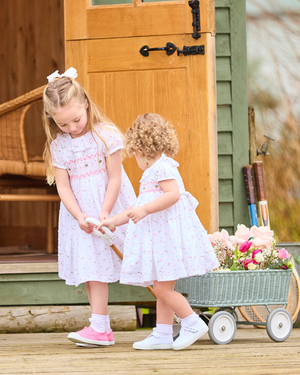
[189,0,201,40]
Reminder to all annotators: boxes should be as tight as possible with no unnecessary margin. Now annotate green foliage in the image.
[294,256,300,265]
[230,263,244,271]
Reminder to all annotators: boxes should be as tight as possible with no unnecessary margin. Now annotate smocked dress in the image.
[120,154,219,286]
[50,124,136,286]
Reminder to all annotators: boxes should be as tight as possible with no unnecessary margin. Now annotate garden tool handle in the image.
[85,217,114,246]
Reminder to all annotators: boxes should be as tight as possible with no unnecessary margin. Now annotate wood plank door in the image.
[64,0,218,232]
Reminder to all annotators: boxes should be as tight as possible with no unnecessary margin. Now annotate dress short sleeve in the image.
[50,140,66,169]
[97,125,124,157]
[154,158,177,183]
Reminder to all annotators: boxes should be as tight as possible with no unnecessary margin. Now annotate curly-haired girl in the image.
[98,113,219,351]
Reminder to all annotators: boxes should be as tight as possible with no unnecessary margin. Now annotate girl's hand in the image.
[99,209,110,221]
[77,213,94,234]
[97,218,117,234]
[127,206,148,224]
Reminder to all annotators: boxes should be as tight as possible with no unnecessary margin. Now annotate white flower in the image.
[248,263,258,270]
[254,252,264,263]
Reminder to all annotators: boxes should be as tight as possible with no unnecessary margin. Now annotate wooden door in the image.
[64,0,218,232]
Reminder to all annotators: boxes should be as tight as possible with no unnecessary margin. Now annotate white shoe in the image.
[173,318,208,350]
[133,328,173,350]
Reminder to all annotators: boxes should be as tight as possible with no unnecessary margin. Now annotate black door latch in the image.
[177,45,205,56]
[189,0,201,39]
[140,43,205,57]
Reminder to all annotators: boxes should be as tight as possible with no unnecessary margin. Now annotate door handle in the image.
[139,42,177,57]
[140,43,205,57]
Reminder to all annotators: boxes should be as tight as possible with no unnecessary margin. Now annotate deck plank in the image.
[0,329,300,374]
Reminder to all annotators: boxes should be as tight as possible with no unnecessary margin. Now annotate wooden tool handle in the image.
[253,161,266,201]
[146,286,157,299]
[243,165,256,204]
[111,244,123,260]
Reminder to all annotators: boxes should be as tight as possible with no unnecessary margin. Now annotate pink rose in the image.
[209,229,230,246]
[249,226,274,249]
[251,236,273,248]
[243,259,258,270]
[278,248,289,260]
[220,229,230,241]
[229,224,253,247]
[235,224,253,240]
[225,240,235,251]
[239,241,252,253]
[251,225,274,239]
[209,230,235,250]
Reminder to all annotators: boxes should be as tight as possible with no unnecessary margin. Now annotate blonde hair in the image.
[125,113,179,159]
[43,76,121,185]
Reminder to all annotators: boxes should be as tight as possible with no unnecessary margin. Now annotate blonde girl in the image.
[43,68,136,347]
[98,113,219,351]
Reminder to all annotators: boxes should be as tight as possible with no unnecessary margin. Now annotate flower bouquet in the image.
[175,224,299,308]
[208,224,300,271]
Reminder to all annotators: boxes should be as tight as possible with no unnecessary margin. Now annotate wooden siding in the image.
[215,0,249,234]
[0,273,155,306]
[0,0,65,104]
[0,0,64,249]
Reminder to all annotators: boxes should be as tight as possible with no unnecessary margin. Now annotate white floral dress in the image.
[50,124,136,286]
[120,154,220,286]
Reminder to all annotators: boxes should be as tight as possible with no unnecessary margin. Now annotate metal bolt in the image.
[221,326,226,331]
[278,322,283,328]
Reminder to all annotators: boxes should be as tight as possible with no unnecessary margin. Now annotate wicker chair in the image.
[0,86,60,253]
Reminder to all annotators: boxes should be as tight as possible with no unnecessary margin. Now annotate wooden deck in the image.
[1,328,300,374]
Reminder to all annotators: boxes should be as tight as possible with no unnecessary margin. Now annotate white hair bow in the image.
[47,67,78,83]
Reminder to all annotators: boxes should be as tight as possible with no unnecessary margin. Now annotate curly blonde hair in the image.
[125,113,179,159]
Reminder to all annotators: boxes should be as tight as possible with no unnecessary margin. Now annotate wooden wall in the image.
[0,0,65,103]
[0,0,64,250]
[215,0,249,234]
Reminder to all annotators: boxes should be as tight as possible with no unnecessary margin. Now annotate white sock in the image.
[105,315,111,333]
[155,324,173,336]
[89,314,106,333]
[181,312,199,327]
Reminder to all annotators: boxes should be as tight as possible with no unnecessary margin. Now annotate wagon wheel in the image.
[266,308,293,342]
[208,311,237,345]
[214,307,238,322]
[238,267,300,327]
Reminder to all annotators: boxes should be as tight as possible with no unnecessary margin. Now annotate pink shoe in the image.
[107,329,115,345]
[68,327,110,346]
[76,329,115,347]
